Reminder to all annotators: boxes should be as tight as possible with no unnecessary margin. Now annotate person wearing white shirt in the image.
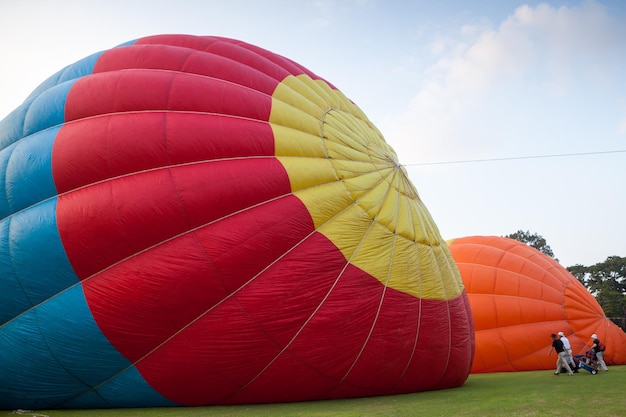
[558,331,577,370]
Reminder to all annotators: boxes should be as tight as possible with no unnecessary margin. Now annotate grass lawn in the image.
[3,366,624,417]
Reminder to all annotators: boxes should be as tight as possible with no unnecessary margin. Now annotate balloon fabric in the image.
[448,235,626,373]
[0,35,474,409]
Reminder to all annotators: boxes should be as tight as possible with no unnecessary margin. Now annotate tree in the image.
[567,256,626,330]
[567,263,588,287]
[503,230,556,260]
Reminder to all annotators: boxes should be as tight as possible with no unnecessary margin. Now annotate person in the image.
[558,331,577,370]
[591,334,609,371]
[548,333,573,376]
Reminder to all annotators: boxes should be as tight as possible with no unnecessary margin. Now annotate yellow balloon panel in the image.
[271,74,463,299]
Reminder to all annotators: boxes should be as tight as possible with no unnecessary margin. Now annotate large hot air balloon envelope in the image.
[447,235,626,373]
[0,34,474,409]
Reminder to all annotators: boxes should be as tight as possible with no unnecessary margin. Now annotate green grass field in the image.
[3,366,624,417]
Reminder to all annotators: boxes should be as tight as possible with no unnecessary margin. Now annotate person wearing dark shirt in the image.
[548,333,574,376]
[591,334,609,371]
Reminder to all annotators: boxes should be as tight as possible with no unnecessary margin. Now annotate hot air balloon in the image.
[0,34,474,409]
[447,235,626,374]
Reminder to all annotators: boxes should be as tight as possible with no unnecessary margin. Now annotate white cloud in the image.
[381,1,626,166]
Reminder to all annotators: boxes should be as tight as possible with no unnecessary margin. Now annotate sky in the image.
[1,0,625,267]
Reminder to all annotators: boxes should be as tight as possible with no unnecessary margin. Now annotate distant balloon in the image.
[447,235,626,373]
[0,34,474,409]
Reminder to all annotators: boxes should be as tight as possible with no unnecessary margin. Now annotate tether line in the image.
[402,149,626,167]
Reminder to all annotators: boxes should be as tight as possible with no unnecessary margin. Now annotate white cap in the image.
[591,334,598,339]
[558,331,564,337]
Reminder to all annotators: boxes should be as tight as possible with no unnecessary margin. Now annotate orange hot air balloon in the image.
[447,235,626,373]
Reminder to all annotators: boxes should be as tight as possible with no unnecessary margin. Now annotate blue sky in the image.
[1,0,625,267]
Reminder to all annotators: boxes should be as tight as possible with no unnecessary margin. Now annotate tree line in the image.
[504,230,626,331]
